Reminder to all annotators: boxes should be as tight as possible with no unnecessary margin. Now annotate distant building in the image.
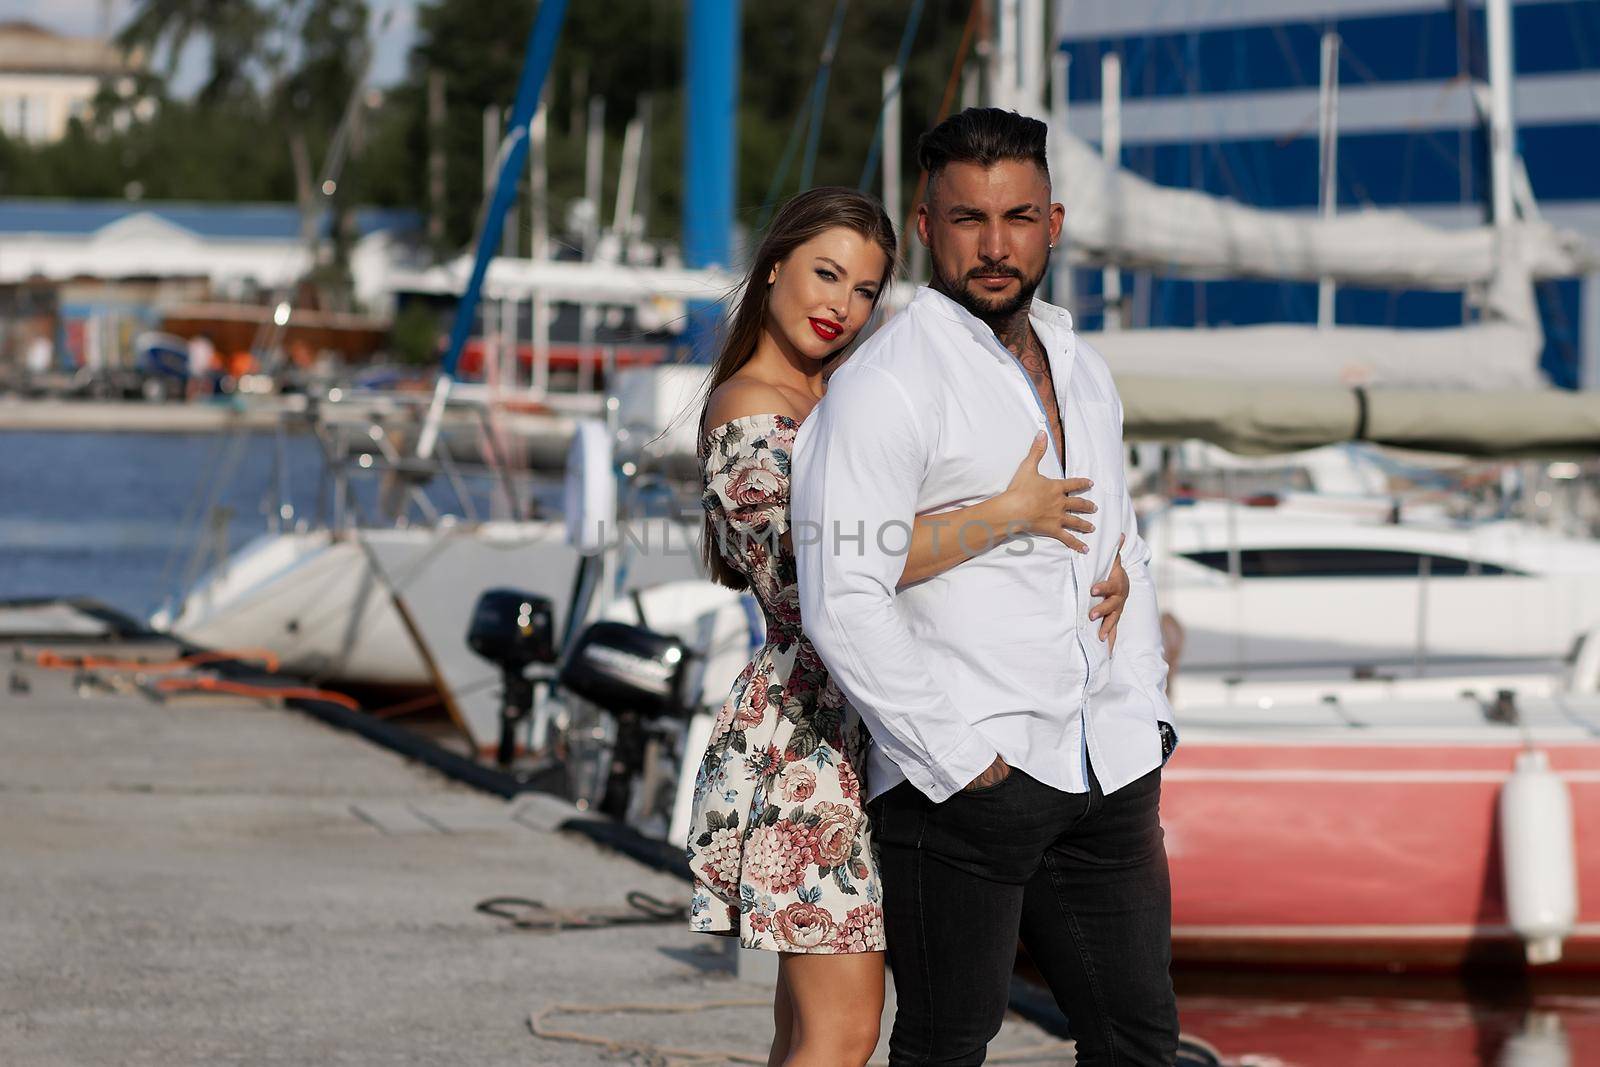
[0,19,144,143]
[1058,0,1600,388]
[0,198,423,305]
[0,199,423,369]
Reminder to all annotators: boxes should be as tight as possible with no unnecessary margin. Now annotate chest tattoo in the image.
[1013,334,1065,464]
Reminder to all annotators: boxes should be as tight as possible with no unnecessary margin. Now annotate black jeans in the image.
[869,762,1177,1066]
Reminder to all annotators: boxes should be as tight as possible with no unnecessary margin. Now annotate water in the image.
[0,429,541,621]
[1174,971,1600,1065]
[5,430,1598,1065]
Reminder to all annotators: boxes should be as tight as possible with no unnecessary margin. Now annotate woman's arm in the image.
[898,432,1132,647]
[899,495,1024,589]
[898,431,1095,587]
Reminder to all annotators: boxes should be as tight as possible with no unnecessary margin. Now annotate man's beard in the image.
[934,261,1047,324]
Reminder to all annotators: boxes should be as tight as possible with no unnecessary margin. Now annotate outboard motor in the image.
[467,589,557,767]
[560,621,692,820]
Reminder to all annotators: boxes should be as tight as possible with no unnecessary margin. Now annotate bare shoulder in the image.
[705,375,807,430]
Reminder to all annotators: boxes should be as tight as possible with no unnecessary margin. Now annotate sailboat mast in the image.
[1317,31,1341,330]
[992,0,1020,112]
[683,0,741,359]
[529,101,551,397]
[421,0,570,459]
[1101,50,1123,330]
[1485,0,1517,231]
[881,67,903,240]
[1019,0,1046,116]
[1049,45,1071,311]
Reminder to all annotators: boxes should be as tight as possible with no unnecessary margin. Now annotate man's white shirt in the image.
[792,286,1174,803]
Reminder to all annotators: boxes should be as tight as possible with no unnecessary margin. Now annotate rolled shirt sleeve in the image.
[793,364,997,802]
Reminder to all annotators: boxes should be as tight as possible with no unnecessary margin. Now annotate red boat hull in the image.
[1164,740,1600,972]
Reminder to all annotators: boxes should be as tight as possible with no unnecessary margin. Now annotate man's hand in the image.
[963,754,1011,792]
[1089,534,1130,654]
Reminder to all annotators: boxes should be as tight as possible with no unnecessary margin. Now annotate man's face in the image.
[917,159,1063,323]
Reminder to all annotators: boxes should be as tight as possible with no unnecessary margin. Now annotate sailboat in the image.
[973,0,1600,971]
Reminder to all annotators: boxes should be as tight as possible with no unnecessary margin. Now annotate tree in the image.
[16,1,982,272]
[116,0,281,106]
[273,0,373,308]
[390,1,973,255]
[390,0,538,253]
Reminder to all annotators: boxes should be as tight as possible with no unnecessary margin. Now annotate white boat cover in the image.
[1087,319,1544,392]
[1119,375,1600,456]
[1054,128,1598,288]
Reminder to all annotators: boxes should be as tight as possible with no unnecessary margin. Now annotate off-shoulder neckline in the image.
[701,412,803,441]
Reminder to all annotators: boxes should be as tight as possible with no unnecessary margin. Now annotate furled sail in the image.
[1055,129,1597,290]
[1120,376,1600,457]
[1088,319,1543,392]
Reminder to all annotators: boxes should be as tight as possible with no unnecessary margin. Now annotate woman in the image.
[686,186,1128,1067]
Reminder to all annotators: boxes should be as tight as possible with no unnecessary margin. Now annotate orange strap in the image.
[36,648,282,674]
[152,675,361,712]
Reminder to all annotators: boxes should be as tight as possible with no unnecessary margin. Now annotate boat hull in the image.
[155,521,704,751]
[1165,734,1600,972]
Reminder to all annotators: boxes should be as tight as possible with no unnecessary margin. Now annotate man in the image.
[186,333,216,401]
[792,108,1179,1065]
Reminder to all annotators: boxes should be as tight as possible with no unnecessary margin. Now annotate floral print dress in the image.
[686,413,885,954]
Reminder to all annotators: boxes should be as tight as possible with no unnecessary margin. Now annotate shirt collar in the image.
[911,285,1077,364]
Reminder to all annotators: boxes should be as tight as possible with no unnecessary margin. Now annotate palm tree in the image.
[116,0,280,104]
[117,0,374,311]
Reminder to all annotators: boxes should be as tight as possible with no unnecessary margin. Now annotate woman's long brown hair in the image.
[699,187,898,590]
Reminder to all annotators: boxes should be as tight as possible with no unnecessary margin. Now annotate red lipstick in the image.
[809,317,843,342]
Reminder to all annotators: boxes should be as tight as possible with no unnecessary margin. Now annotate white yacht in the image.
[1150,487,1600,680]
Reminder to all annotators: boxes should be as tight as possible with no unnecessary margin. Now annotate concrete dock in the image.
[0,635,1065,1065]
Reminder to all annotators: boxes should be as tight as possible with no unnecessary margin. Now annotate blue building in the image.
[1057,0,1600,387]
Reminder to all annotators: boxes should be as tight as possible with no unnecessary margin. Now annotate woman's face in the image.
[765,226,889,363]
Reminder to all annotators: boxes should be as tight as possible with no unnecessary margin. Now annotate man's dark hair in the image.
[915,107,1049,188]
